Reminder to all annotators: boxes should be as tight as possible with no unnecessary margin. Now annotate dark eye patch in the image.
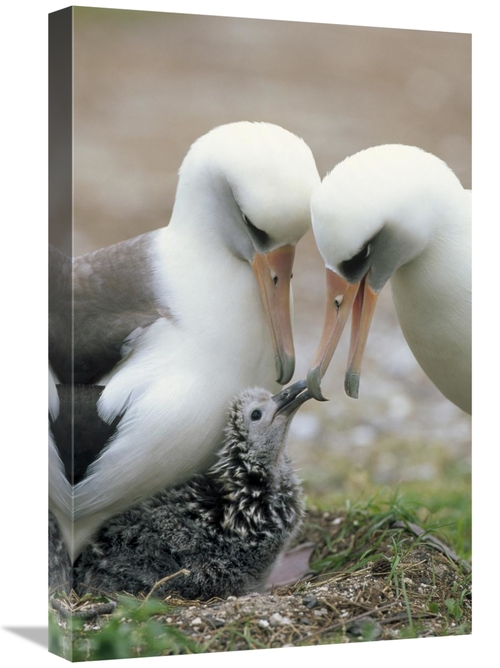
[242,214,270,247]
[340,243,371,281]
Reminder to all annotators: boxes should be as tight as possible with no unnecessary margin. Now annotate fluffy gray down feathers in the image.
[49,391,304,601]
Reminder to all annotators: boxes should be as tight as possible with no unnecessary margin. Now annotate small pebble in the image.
[313,608,327,617]
[204,615,225,629]
[302,594,319,609]
[269,612,291,627]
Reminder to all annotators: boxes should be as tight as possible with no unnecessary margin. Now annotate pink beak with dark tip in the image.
[252,245,296,385]
[307,268,380,401]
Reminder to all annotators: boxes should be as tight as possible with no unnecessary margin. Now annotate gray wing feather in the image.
[50,231,170,384]
[49,244,72,382]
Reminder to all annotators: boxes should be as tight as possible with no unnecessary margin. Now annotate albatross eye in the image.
[242,214,270,246]
[352,243,370,262]
[250,409,263,421]
[341,243,371,280]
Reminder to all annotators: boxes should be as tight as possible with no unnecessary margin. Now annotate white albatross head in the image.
[306,144,468,400]
[173,121,321,384]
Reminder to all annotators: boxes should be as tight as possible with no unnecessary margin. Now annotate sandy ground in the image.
[57,7,471,496]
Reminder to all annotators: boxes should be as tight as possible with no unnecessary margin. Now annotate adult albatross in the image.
[306,144,471,414]
[49,121,320,560]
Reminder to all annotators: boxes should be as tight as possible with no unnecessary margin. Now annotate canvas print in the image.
[48,6,471,661]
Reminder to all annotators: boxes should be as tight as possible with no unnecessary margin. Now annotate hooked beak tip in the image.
[276,354,295,386]
[306,366,329,402]
[344,372,360,399]
[272,379,311,417]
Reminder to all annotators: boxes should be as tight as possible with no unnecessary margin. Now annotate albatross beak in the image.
[344,274,379,399]
[252,245,296,385]
[307,269,380,401]
[306,269,360,401]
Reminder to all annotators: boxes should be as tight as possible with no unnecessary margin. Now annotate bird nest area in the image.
[49,508,471,660]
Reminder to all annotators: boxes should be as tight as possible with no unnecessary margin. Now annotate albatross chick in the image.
[50,380,311,600]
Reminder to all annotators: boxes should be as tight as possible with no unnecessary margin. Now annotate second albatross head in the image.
[306,144,469,402]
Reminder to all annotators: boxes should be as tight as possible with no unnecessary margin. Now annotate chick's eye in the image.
[250,409,263,421]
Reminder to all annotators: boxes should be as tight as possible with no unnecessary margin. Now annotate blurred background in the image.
[67,7,471,507]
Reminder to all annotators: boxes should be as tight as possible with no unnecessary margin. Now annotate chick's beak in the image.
[252,245,296,385]
[271,379,311,418]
